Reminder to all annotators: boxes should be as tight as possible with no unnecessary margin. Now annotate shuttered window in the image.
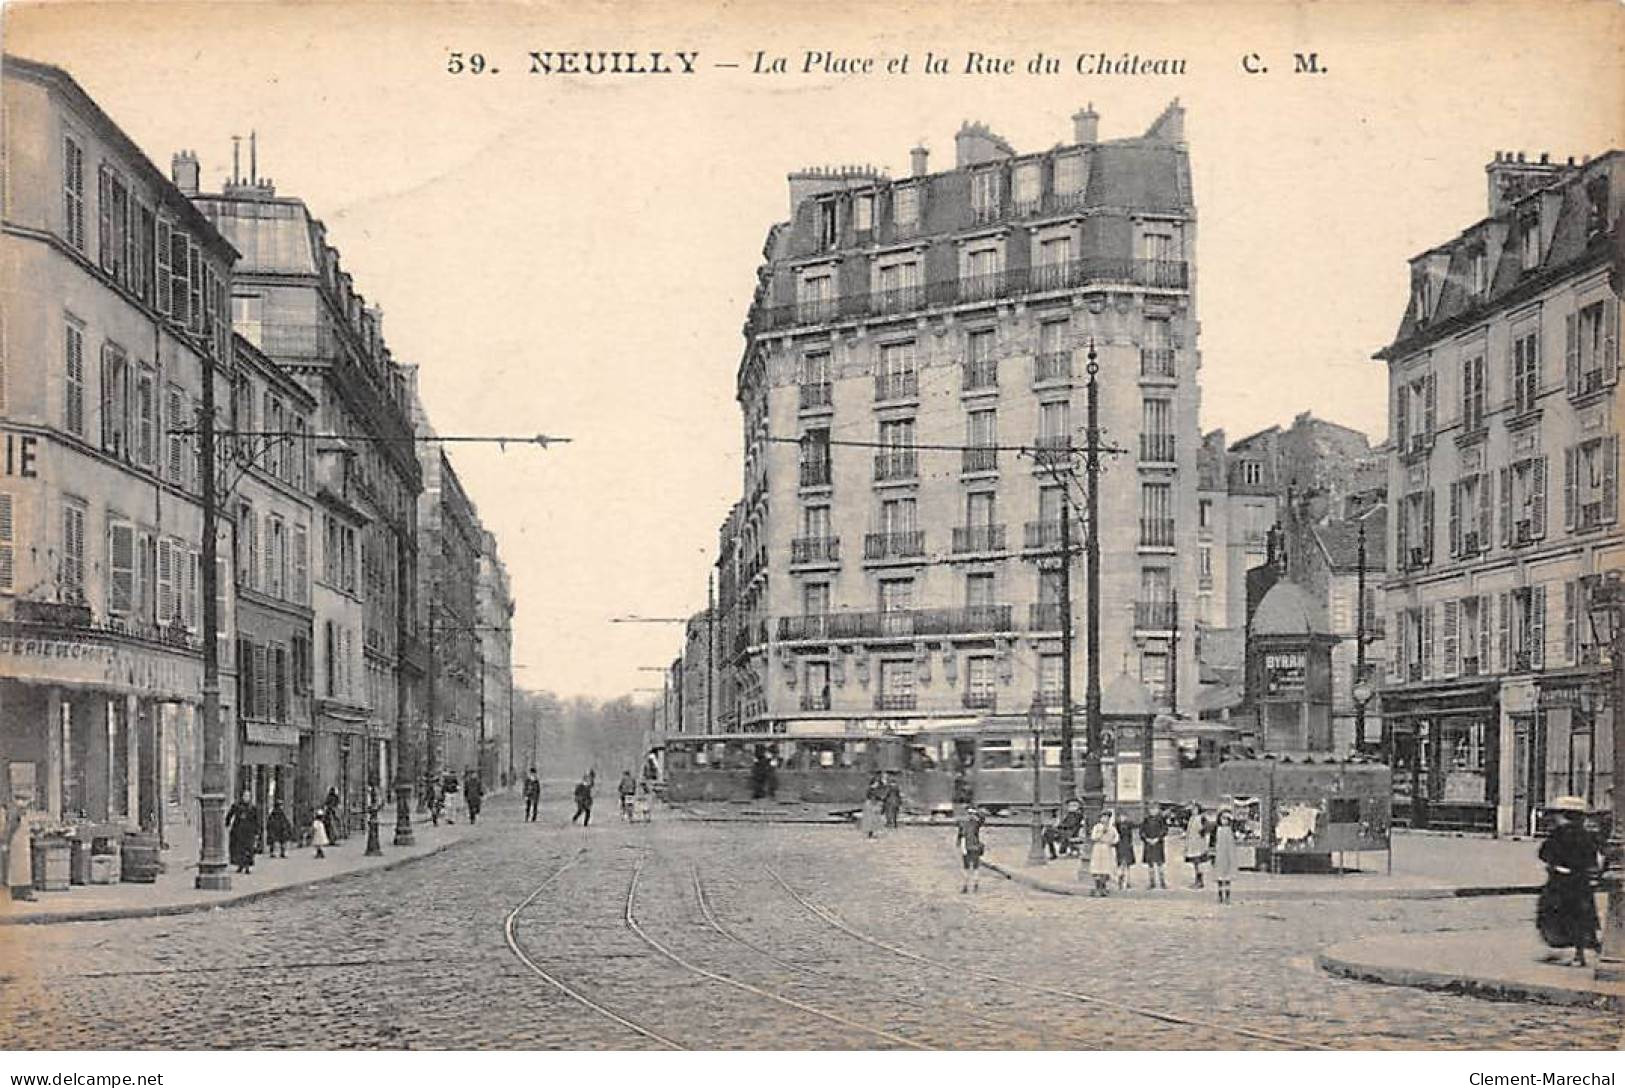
[61,501,86,602]
[156,538,174,624]
[62,135,85,250]
[108,521,134,615]
[64,321,85,436]
[0,493,13,593]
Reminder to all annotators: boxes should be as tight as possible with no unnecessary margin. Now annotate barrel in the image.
[120,832,160,883]
[69,838,90,885]
[30,837,70,891]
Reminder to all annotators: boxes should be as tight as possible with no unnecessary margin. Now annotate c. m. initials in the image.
[1294,52,1325,74]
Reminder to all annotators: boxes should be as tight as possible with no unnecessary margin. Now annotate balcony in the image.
[800,690,831,711]
[1461,654,1482,678]
[1575,368,1610,399]
[1407,662,1423,683]
[1460,531,1482,556]
[1141,348,1177,379]
[875,692,918,711]
[1030,261,1070,292]
[959,270,1008,303]
[1034,351,1073,385]
[870,284,925,315]
[1405,433,1433,459]
[1135,599,1177,630]
[962,446,998,473]
[798,382,832,411]
[1510,649,1533,673]
[875,371,918,402]
[799,460,832,488]
[962,358,998,391]
[952,524,1006,553]
[1141,434,1177,463]
[790,536,840,565]
[1407,546,1430,570]
[864,530,925,560]
[1513,520,1536,546]
[1140,517,1175,548]
[1032,434,1072,467]
[873,450,918,482]
[962,690,997,710]
[1025,520,1064,550]
[796,298,839,325]
[1029,601,1063,629]
[1044,189,1087,214]
[777,605,1014,642]
[1579,501,1606,530]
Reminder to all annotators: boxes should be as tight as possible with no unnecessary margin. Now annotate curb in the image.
[980,859,1540,902]
[0,834,472,926]
[1316,946,1625,1013]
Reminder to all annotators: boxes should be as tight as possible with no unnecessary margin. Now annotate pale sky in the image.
[8,0,1621,699]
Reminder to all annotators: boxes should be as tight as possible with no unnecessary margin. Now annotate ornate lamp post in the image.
[1586,571,1624,982]
[1028,694,1048,865]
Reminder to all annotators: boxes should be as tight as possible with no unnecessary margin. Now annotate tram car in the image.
[660,732,907,804]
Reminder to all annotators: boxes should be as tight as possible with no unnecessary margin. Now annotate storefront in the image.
[1530,668,1615,834]
[1381,680,1499,833]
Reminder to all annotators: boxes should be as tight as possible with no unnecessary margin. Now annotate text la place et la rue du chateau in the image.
[521,50,1188,76]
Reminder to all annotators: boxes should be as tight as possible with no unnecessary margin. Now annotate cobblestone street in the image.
[2,795,1619,1050]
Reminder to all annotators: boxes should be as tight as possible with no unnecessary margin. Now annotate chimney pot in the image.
[909,145,929,177]
[170,150,200,196]
[1072,103,1100,144]
[1516,151,1526,163]
[1539,152,1549,164]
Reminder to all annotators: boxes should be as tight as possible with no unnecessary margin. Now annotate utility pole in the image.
[1594,572,1625,982]
[393,539,414,846]
[707,572,716,732]
[1355,518,1369,751]
[1059,476,1077,801]
[425,606,438,788]
[195,338,229,891]
[1082,340,1105,807]
[1168,588,1180,717]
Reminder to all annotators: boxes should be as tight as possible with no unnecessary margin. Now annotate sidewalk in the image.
[977,824,1546,901]
[1318,925,1624,1012]
[0,816,471,925]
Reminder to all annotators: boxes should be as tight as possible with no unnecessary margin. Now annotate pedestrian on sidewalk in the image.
[882,771,903,829]
[323,788,341,843]
[5,799,35,902]
[1536,796,1601,967]
[226,790,261,875]
[523,768,541,822]
[265,800,294,859]
[571,776,594,827]
[1087,810,1118,896]
[1211,808,1238,904]
[1114,811,1137,890]
[1043,798,1085,859]
[1184,803,1210,889]
[310,807,330,858]
[618,770,637,821]
[633,779,653,824]
[464,771,483,825]
[955,806,986,893]
[860,772,885,839]
[1139,802,1168,889]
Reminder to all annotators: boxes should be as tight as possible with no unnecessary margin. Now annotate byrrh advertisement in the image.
[0,0,1620,1082]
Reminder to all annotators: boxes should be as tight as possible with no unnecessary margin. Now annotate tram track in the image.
[766,865,1329,1051]
[503,847,687,1051]
[623,854,929,1050]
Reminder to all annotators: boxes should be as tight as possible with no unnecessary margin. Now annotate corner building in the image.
[725,103,1201,739]
[1375,150,1620,835]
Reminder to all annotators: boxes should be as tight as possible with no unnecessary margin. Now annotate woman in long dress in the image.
[1211,808,1238,904]
[861,772,885,838]
[226,791,261,875]
[1087,811,1118,897]
[1536,796,1600,966]
[1183,804,1209,889]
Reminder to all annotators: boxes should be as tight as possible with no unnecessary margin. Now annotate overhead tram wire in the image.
[170,428,573,448]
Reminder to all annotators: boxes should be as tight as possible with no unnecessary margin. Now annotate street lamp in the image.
[1352,678,1375,756]
[1584,571,1624,982]
[1028,694,1049,865]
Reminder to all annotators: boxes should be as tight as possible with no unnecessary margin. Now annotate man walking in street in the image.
[464,770,484,825]
[571,775,594,827]
[617,770,637,822]
[523,768,541,822]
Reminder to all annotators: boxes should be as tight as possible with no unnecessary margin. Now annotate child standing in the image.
[633,780,652,824]
[1088,811,1118,897]
[310,807,330,859]
[1184,803,1210,889]
[1212,809,1238,904]
[955,806,987,893]
[1113,812,1137,890]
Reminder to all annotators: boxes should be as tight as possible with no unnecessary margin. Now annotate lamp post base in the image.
[194,790,230,891]
[194,867,232,891]
[364,813,383,856]
[392,785,416,847]
[1595,863,1625,983]
[1028,817,1049,866]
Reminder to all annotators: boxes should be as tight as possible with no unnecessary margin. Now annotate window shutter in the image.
[1442,599,1459,678]
[1565,311,1579,396]
[1531,456,1547,538]
[65,324,84,436]
[0,493,12,592]
[1395,389,1409,449]
[1477,472,1491,548]
[1564,581,1577,664]
[109,523,134,615]
[1497,592,1510,672]
[185,549,198,630]
[1479,595,1492,672]
[187,239,203,334]
[262,515,274,596]
[155,220,172,315]
[1461,360,1472,427]
[1531,584,1547,669]
[1448,481,1461,556]
[1564,446,1578,530]
[156,538,174,623]
[169,229,189,327]
[1388,613,1403,680]
[1395,502,1409,569]
[1421,605,1435,679]
[1604,435,1619,524]
[97,165,112,270]
[166,387,184,483]
[1423,488,1435,562]
[253,643,271,719]
[1499,467,1512,545]
[237,640,253,715]
[1423,373,1437,438]
[1606,299,1620,388]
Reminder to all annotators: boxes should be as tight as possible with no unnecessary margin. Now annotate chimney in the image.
[1144,99,1185,144]
[1485,150,1565,218]
[910,145,929,177]
[171,150,200,196]
[954,121,1014,169]
[1072,103,1099,144]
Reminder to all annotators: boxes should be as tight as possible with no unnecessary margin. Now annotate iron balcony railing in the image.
[1034,351,1073,384]
[874,450,918,481]
[875,370,919,401]
[1032,434,1072,467]
[1135,600,1177,629]
[1141,434,1177,462]
[790,536,840,564]
[875,692,918,711]
[962,690,998,710]
[1141,517,1176,547]
[1024,520,1064,550]
[1141,348,1177,378]
[962,446,998,473]
[799,460,832,488]
[952,524,1007,553]
[1029,602,1063,629]
[864,530,925,560]
[800,690,832,711]
[777,605,1014,642]
[754,258,1191,331]
[962,358,998,391]
[799,382,832,410]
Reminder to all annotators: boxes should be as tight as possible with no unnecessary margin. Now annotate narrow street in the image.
[2,795,1618,1050]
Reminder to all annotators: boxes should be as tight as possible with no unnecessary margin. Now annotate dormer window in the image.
[1012,162,1041,214]
[1586,175,1610,237]
[1470,247,1488,297]
[817,200,838,249]
[854,193,874,233]
[971,169,1002,223]
[1519,208,1540,270]
[1412,273,1433,322]
[893,184,919,229]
